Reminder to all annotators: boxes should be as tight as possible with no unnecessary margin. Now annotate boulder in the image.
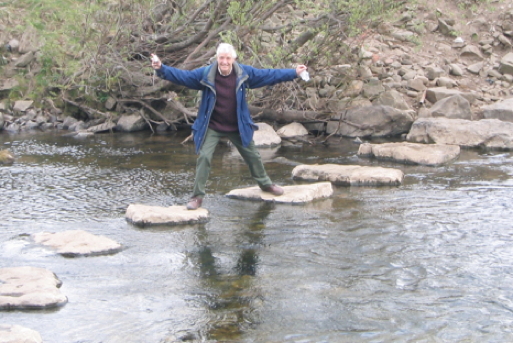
[341,80,364,97]
[104,97,117,110]
[449,64,464,76]
[362,79,385,99]
[226,182,333,204]
[425,87,476,105]
[358,142,460,166]
[0,266,67,310]
[437,18,454,36]
[126,204,209,226]
[482,98,513,122]
[436,77,457,88]
[291,164,403,186]
[18,26,43,54]
[7,39,20,53]
[253,122,281,147]
[467,62,484,75]
[372,89,412,111]
[407,78,427,92]
[13,100,33,113]
[0,79,19,94]
[13,51,35,68]
[62,116,78,130]
[425,66,445,80]
[429,94,471,119]
[3,123,20,133]
[32,230,123,257]
[276,122,309,137]
[499,52,513,76]
[391,30,415,42]
[0,324,42,343]
[407,118,513,149]
[459,44,484,61]
[326,105,414,138]
[116,113,148,132]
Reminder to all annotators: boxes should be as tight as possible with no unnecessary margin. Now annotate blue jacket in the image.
[156,61,298,154]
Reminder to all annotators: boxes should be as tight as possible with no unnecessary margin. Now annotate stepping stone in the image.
[292,164,403,186]
[0,324,42,343]
[358,142,460,166]
[0,266,67,310]
[32,230,122,257]
[125,204,209,226]
[226,182,333,204]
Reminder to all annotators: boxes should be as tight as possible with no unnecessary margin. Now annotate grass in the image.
[1,0,406,105]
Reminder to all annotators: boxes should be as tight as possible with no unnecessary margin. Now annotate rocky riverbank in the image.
[2,1,513,142]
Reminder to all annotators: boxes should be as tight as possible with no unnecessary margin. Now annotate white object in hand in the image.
[300,70,310,81]
[151,54,160,63]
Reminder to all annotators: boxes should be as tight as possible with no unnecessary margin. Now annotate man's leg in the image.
[226,132,273,189]
[189,129,222,207]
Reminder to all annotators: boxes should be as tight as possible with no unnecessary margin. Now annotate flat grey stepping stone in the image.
[292,164,404,186]
[0,324,42,343]
[32,230,122,257]
[226,182,333,203]
[126,204,209,226]
[358,142,460,166]
[0,267,67,310]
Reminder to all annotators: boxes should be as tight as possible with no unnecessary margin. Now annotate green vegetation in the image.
[1,0,405,111]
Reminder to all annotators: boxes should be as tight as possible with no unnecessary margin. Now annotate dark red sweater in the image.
[208,69,238,132]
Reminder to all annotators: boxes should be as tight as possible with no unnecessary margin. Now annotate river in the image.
[1,130,513,342]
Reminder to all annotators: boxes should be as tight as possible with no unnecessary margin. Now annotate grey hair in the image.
[216,43,237,58]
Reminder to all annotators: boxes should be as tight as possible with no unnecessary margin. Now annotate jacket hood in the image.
[205,61,247,84]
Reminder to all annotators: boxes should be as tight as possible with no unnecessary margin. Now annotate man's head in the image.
[216,43,237,75]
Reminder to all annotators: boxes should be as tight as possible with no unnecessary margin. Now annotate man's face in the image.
[217,52,235,75]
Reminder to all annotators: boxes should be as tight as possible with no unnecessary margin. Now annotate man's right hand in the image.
[151,54,162,70]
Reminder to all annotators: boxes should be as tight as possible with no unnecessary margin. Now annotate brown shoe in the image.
[186,197,203,210]
[261,184,284,196]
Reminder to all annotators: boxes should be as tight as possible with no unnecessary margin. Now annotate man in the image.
[151,43,307,210]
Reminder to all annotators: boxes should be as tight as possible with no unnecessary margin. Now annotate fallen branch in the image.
[137,108,155,134]
[248,105,330,123]
[62,97,110,120]
[118,98,178,130]
[181,134,193,145]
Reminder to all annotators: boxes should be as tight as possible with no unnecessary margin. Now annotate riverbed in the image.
[1,130,513,342]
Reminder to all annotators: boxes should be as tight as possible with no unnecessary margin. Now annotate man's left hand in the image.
[295,64,307,76]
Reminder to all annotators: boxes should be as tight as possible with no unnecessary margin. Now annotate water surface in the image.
[1,130,513,342]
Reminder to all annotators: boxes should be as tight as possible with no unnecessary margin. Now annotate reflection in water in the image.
[188,203,274,341]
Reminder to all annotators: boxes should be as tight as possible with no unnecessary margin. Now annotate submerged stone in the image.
[125,204,209,226]
[0,324,42,343]
[0,150,14,165]
[358,142,460,166]
[226,182,333,204]
[32,230,122,257]
[292,164,404,186]
[0,266,67,310]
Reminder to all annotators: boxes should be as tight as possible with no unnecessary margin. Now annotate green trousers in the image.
[192,129,273,198]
